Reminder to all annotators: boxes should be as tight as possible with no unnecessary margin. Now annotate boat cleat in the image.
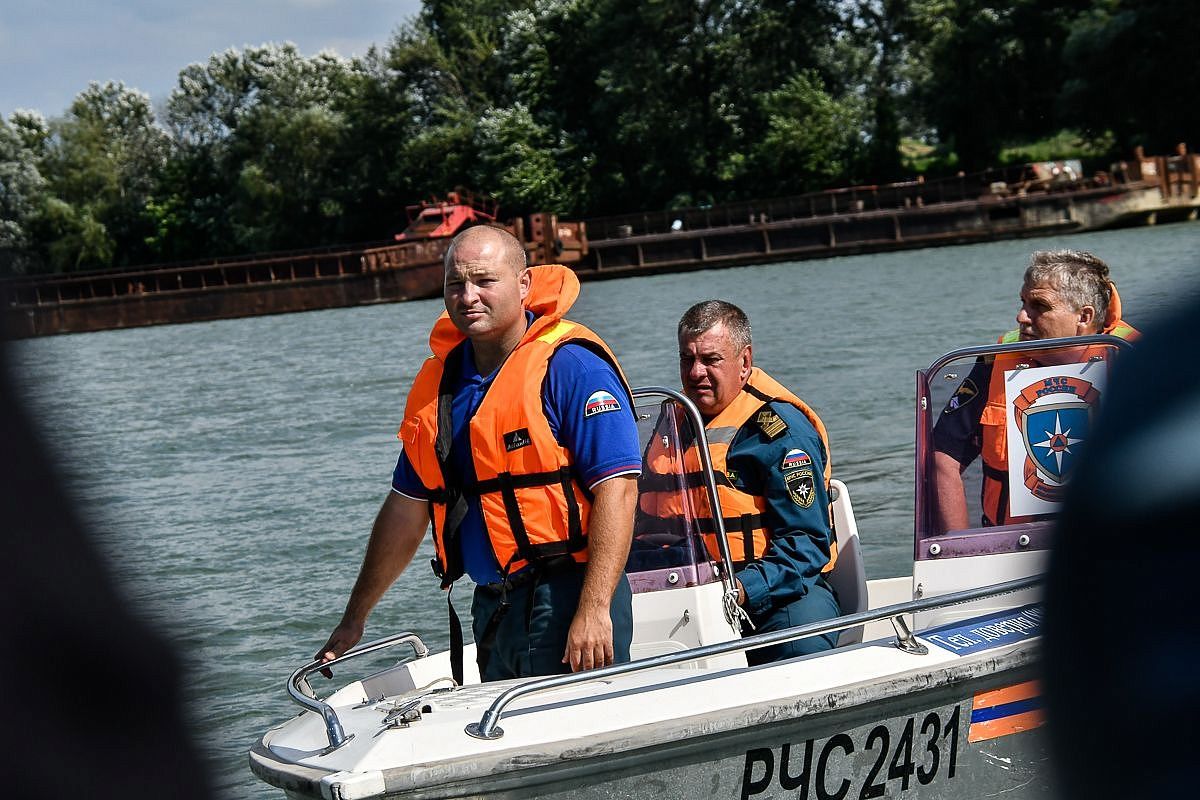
[378,697,424,730]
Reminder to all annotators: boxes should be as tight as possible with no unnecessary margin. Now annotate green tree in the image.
[908,0,1090,170]
[472,103,578,212]
[750,71,863,193]
[163,45,361,255]
[0,112,49,274]
[1061,0,1200,153]
[38,82,169,270]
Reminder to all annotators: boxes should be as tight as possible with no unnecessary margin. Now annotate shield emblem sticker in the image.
[1021,401,1092,484]
[1009,371,1103,509]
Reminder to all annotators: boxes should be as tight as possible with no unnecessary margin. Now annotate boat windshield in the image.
[625,395,722,593]
[914,334,1132,559]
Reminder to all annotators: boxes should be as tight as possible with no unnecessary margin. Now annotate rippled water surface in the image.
[11,222,1200,798]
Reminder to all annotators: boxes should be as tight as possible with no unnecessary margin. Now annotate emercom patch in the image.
[785,468,816,508]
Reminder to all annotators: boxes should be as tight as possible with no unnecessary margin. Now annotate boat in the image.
[249,333,1132,800]
[5,148,1197,340]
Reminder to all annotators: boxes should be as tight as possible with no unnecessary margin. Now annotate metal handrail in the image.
[464,574,1042,740]
[924,333,1135,377]
[288,631,430,750]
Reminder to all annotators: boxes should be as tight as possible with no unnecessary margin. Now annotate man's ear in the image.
[740,344,753,379]
[1077,304,1097,332]
[519,267,531,302]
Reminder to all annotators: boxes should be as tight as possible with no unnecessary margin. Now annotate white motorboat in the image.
[251,335,1130,800]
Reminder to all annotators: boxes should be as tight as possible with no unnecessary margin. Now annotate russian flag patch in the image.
[781,449,812,470]
[584,390,622,417]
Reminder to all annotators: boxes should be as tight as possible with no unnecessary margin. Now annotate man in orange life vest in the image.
[644,300,840,662]
[317,226,641,681]
[932,249,1139,532]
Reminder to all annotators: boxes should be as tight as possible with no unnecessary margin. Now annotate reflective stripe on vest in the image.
[399,265,633,585]
[639,368,837,572]
[980,320,1138,525]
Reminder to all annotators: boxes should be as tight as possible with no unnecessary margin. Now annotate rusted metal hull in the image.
[4,262,444,338]
[3,178,1197,339]
[577,183,1199,281]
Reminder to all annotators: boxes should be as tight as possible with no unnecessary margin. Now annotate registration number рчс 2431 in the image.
[740,705,961,799]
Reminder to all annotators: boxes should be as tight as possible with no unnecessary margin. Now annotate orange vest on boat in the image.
[399,264,633,586]
[979,290,1138,526]
[638,368,837,571]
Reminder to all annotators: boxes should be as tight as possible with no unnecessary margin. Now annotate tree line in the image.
[1,0,1195,275]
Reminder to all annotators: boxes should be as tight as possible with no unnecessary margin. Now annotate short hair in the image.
[678,300,752,350]
[1024,250,1112,320]
[444,225,528,274]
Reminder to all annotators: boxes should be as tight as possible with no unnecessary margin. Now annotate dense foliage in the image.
[1,0,1195,274]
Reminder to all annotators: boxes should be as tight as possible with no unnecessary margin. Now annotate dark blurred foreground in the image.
[0,338,212,799]
[1045,289,1200,799]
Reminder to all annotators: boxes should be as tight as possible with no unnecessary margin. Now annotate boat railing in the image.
[581,161,1130,240]
[921,333,1136,380]
[283,573,1042,750]
[462,573,1041,741]
[287,632,430,752]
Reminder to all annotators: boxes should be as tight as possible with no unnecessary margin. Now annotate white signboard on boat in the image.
[1004,361,1105,518]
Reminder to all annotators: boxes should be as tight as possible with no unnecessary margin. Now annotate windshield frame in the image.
[914,334,1135,560]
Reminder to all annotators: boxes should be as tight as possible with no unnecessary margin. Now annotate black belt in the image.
[475,567,541,597]
[476,556,582,596]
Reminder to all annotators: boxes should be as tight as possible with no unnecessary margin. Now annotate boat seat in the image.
[826,479,868,646]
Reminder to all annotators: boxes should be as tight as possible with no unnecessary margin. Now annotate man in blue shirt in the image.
[676,300,840,662]
[318,226,640,681]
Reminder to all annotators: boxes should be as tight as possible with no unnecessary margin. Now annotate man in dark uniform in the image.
[932,249,1137,531]
[673,300,840,662]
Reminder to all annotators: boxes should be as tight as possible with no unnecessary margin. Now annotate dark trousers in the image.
[743,576,841,666]
[471,569,634,681]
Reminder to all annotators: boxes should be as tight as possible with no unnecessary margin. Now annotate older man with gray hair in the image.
[638,300,841,662]
[932,249,1138,532]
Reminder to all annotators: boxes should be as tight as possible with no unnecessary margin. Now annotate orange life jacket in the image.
[399,264,632,586]
[638,368,837,572]
[980,314,1138,526]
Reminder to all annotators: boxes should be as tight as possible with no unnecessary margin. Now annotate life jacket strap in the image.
[447,586,465,686]
[428,467,580,501]
[432,346,469,586]
[492,467,585,566]
[981,462,1008,527]
[637,470,733,492]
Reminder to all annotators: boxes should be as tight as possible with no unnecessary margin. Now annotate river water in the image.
[10,222,1200,798]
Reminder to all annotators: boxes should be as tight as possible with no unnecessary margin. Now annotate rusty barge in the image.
[4,152,1198,339]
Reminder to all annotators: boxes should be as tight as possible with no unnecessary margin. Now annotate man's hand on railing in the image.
[316,620,365,679]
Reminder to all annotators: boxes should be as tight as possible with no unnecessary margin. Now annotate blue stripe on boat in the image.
[971,696,1044,723]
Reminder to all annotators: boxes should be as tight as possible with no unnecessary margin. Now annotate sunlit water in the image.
[11,222,1200,798]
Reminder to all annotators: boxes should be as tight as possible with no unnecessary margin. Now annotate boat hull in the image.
[250,643,1048,800]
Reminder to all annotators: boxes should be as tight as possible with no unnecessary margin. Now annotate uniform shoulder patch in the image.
[944,378,979,415]
[784,469,816,508]
[781,448,812,470]
[756,409,788,440]
[584,389,622,417]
